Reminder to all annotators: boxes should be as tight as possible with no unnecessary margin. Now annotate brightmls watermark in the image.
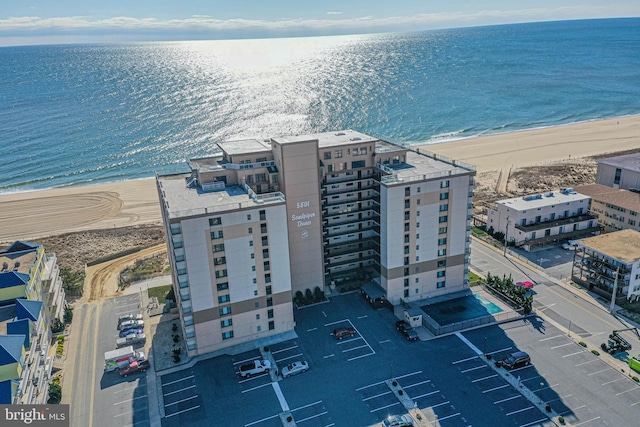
[0,405,69,426]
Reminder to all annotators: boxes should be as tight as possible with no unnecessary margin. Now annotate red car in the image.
[333,327,356,340]
[119,360,150,377]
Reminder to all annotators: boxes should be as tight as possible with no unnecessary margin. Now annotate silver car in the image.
[281,361,309,378]
[382,414,413,427]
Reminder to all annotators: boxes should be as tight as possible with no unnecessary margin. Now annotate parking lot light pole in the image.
[503,216,510,257]
[483,337,487,356]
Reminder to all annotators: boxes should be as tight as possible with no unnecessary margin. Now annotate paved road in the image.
[67,295,151,427]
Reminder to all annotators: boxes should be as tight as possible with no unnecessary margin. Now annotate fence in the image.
[422,310,524,336]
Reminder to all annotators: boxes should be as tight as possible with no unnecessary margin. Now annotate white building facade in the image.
[487,188,599,251]
[157,130,476,356]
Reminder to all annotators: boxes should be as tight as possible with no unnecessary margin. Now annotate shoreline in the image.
[1,113,640,242]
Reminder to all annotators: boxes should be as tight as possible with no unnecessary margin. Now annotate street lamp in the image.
[503,216,510,256]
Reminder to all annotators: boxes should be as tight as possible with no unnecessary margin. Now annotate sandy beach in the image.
[1,115,639,243]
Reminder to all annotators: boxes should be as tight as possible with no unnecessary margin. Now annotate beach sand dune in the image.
[1,115,639,244]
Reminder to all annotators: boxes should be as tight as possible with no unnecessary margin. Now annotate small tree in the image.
[63,305,73,323]
[314,287,323,302]
[48,382,62,403]
[305,288,313,303]
[51,318,65,334]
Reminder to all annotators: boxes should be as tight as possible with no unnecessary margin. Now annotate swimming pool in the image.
[420,293,504,326]
[474,293,504,315]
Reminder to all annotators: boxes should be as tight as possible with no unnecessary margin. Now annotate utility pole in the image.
[503,216,510,257]
[609,266,620,314]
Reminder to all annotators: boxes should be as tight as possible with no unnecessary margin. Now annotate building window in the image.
[213,243,225,252]
[438,216,448,223]
[404,212,410,220]
[261,223,268,233]
[263,249,269,259]
[215,270,228,279]
[437,271,446,278]
[256,313,260,319]
[324,152,331,160]
[247,214,252,221]
[614,168,621,185]
[251,253,255,259]
[217,282,229,291]
[268,309,274,319]
[214,256,226,266]
[253,278,257,284]
[256,173,267,182]
[438,226,447,235]
[437,249,447,257]
[266,285,272,295]
[441,180,450,188]
[249,240,254,247]
[254,290,258,296]
[265,274,271,283]
[439,192,449,200]
[404,257,409,265]
[248,227,253,234]
[269,321,275,330]
[221,319,232,328]
[209,217,222,226]
[262,236,269,247]
[405,187,411,196]
[404,223,410,232]
[210,230,224,240]
[404,246,410,254]
[260,210,266,221]
[404,278,409,287]
[222,331,234,340]
[437,260,446,267]
[404,234,410,243]
[335,149,342,158]
[437,281,446,289]
[264,261,270,271]
[439,204,449,212]
[252,266,256,272]
[267,297,273,307]
[415,278,419,283]
[404,289,409,298]
[438,238,447,246]
[219,306,232,316]
[218,294,230,304]
[405,199,410,209]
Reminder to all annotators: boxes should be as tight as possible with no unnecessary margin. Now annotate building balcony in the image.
[324,239,379,258]
[322,170,376,185]
[324,223,380,239]
[325,253,379,269]
[515,213,598,232]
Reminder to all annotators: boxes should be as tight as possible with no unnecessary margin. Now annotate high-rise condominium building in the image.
[156,130,476,356]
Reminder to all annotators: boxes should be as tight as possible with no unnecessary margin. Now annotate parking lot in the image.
[157,291,640,426]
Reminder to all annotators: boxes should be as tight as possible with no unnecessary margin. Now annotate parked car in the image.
[119,327,144,338]
[119,360,150,377]
[118,319,144,331]
[118,314,143,325]
[382,414,414,427]
[562,241,578,250]
[499,351,531,370]
[238,359,271,378]
[281,361,309,378]
[333,327,356,340]
[396,321,418,341]
[116,333,147,348]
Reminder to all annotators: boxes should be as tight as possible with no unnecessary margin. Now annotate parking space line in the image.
[297,412,329,423]
[370,402,401,413]
[276,353,303,363]
[484,384,510,393]
[113,407,147,417]
[336,337,361,345]
[363,391,393,401]
[588,368,611,376]
[575,360,599,367]
[472,374,498,383]
[631,401,640,407]
[488,346,513,355]
[536,303,557,312]
[452,355,478,364]
[357,315,368,319]
[429,401,450,409]
[323,354,335,359]
[342,344,369,352]
[379,339,391,344]
[455,332,482,355]
[164,385,196,397]
[616,387,640,396]
[241,382,272,394]
[601,377,625,386]
[324,319,350,327]
[166,405,200,418]
[245,414,279,426]
[494,395,521,404]
[539,334,564,342]
[433,412,460,422]
[562,351,584,358]
[412,390,440,399]
[519,418,549,427]
[307,328,317,332]
[573,417,601,426]
[403,380,431,389]
[114,386,139,393]
[550,342,573,349]
[291,400,323,412]
[395,371,422,380]
[348,353,374,361]
[234,356,263,365]
[165,395,198,407]
[113,394,148,405]
[163,375,194,386]
[356,380,386,391]
[506,406,535,416]
[461,365,487,373]
[271,345,299,355]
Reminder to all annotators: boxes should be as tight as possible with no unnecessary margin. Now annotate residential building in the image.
[571,229,640,303]
[574,184,640,233]
[486,188,599,251]
[157,130,476,357]
[596,152,640,191]
[0,241,64,404]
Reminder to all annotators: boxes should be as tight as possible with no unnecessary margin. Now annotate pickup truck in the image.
[238,359,271,378]
[116,333,146,348]
[119,360,150,377]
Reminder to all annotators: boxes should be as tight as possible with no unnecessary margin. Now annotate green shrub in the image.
[579,341,587,347]
[591,349,600,356]
[558,416,565,424]
[632,376,639,382]
[48,383,62,403]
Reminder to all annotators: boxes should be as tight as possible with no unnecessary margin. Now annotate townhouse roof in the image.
[573,183,640,213]
[0,335,25,365]
[577,229,640,264]
[596,152,640,170]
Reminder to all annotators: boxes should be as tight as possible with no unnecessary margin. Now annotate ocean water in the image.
[1,18,640,193]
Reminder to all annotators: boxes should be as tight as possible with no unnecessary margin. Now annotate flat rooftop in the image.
[273,129,379,148]
[388,150,473,183]
[217,138,271,156]
[0,250,36,275]
[157,174,285,219]
[578,229,640,263]
[574,184,640,213]
[497,189,589,211]
[597,152,640,170]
